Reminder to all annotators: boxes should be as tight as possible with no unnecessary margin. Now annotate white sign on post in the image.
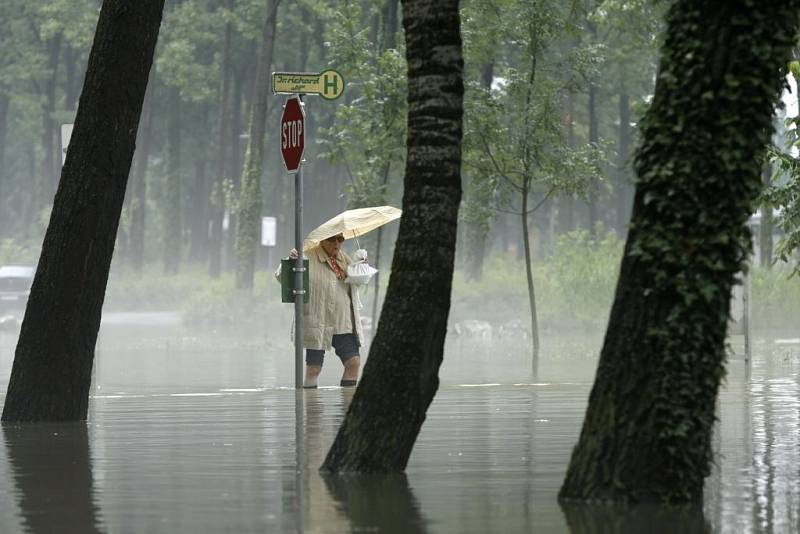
[61,123,74,165]
[261,216,277,247]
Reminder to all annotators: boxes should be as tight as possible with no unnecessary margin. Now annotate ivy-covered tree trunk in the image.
[322,0,463,473]
[234,0,279,290]
[559,0,799,503]
[2,0,165,422]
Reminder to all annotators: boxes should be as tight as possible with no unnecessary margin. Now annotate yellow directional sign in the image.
[272,69,345,100]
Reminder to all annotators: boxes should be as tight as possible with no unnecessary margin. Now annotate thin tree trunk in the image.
[189,104,210,263]
[559,0,798,503]
[521,181,540,375]
[208,0,233,279]
[2,0,165,422]
[163,87,181,274]
[322,0,463,473]
[616,86,632,237]
[235,0,280,290]
[130,90,154,273]
[383,0,400,50]
[760,163,773,267]
[42,34,63,200]
[465,60,495,281]
[587,81,599,234]
[0,93,8,233]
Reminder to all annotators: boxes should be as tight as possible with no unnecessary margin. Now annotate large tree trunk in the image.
[2,0,165,423]
[234,0,279,290]
[163,87,181,274]
[321,0,463,473]
[559,0,798,503]
[208,0,233,279]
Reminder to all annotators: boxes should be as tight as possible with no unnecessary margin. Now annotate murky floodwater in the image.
[0,315,798,533]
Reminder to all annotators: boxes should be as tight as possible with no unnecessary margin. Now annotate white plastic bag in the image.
[345,249,378,285]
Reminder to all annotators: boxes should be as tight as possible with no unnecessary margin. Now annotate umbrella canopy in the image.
[303,205,401,252]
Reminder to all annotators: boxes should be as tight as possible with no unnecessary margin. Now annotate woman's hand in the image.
[288,248,299,260]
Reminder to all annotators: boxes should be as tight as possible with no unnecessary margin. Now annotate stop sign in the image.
[280,95,305,173]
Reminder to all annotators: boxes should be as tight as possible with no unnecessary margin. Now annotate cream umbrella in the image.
[303,205,401,252]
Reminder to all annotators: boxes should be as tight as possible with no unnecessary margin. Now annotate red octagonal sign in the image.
[280,95,305,174]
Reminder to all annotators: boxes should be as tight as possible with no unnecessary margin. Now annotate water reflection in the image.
[2,423,101,533]
[323,473,429,534]
[561,503,709,533]
[0,336,796,532]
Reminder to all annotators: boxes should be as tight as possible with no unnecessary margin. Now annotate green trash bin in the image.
[280,258,309,303]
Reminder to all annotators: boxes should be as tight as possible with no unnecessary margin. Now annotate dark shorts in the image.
[306,333,360,366]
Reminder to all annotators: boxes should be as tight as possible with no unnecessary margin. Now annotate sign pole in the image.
[294,95,305,390]
[294,163,304,389]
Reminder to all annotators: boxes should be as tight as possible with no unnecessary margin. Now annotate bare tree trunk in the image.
[322,0,464,473]
[0,93,8,234]
[42,34,63,200]
[616,85,632,237]
[760,162,774,267]
[235,0,280,290]
[130,90,153,273]
[521,182,540,376]
[163,87,181,274]
[2,0,165,422]
[208,0,233,279]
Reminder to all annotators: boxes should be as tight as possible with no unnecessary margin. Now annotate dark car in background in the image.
[0,265,35,315]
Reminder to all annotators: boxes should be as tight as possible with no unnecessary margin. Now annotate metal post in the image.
[294,155,304,389]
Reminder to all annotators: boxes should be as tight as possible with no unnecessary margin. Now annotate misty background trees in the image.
[0,0,798,386]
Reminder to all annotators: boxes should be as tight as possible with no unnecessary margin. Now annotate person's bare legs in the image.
[341,356,360,386]
[304,365,322,388]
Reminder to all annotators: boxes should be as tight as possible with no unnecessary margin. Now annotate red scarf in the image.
[327,256,346,280]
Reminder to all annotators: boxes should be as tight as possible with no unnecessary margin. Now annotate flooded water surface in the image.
[0,316,798,533]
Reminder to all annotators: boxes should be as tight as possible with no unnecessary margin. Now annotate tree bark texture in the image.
[1,0,165,422]
[322,0,463,473]
[235,0,279,290]
[559,0,799,503]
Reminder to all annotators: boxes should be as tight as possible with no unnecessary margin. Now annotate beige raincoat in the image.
[294,246,362,351]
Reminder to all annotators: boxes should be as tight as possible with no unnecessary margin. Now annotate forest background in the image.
[0,0,797,345]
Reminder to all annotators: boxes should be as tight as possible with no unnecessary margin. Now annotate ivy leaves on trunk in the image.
[559,0,800,504]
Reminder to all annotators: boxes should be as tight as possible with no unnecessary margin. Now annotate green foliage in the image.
[451,226,624,332]
[751,266,800,332]
[764,98,800,275]
[0,239,38,266]
[316,0,407,210]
